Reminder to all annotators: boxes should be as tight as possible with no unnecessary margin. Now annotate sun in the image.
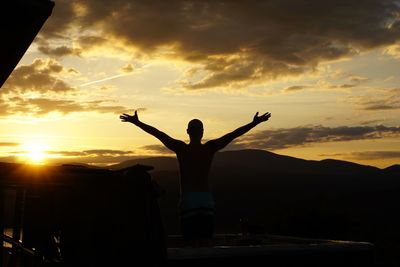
[21,143,49,164]
[28,145,45,163]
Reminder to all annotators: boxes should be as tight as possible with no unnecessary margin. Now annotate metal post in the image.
[8,187,26,266]
[13,188,25,243]
[0,186,4,267]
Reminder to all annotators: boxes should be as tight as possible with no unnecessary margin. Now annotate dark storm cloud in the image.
[229,125,400,150]
[41,0,400,89]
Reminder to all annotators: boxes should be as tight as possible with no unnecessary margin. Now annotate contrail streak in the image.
[79,74,127,87]
[78,63,154,87]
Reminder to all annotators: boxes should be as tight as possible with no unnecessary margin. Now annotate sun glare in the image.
[21,143,48,164]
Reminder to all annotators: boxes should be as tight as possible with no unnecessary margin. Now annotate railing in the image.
[1,185,38,267]
[0,163,167,267]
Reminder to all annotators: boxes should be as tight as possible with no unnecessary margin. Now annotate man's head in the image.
[187,119,204,141]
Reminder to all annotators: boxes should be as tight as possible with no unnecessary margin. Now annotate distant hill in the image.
[61,163,105,169]
[108,149,390,181]
[110,149,385,172]
[109,156,178,171]
[384,164,400,173]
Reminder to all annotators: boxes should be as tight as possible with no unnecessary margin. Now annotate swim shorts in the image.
[179,192,215,240]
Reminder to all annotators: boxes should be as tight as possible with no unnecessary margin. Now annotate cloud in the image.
[282,85,310,93]
[35,36,81,57]
[329,84,357,89]
[1,59,76,93]
[8,149,138,166]
[38,44,81,58]
[348,75,369,82]
[48,149,134,157]
[279,78,364,94]
[0,156,18,163]
[75,35,116,56]
[360,119,385,125]
[36,149,136,165]
[72,35,134,59]
[348,151,400,160]
[353,88,400,110]
[35,0,76,39]
[39,0,400,89]
[0,57,133,117]
[0,97,131,116]
[228,124,400,150]
[140,144,174,155]
[0,142,19,147]
[384,43,400,58]
[320,151,400,160]
[120,64,134,73]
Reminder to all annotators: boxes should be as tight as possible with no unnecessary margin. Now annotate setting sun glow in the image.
[21,143,48,164]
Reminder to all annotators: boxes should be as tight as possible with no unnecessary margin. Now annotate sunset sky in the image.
[1,0,400,168]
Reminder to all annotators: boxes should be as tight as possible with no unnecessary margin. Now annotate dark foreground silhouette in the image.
[2,150,389,265]
[120,111,271,244]
[116,149,398,265]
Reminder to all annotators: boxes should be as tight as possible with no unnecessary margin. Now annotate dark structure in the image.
[166,234,374,266]
[0,163,166,266]
[0,0,55,88]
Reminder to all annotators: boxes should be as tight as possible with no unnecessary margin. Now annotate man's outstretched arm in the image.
[120,111,184,152]
[206,112,271,151]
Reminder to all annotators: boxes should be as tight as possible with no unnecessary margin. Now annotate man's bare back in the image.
[176,142,216,192]
[120,110,271,242]
[119,112,271,193]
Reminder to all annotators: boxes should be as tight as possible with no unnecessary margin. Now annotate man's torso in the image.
[175,143,216,192]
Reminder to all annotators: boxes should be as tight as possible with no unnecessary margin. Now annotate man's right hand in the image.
[120,110,140,124]
[253,112,271,124]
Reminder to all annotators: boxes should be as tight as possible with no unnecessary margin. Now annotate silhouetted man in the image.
[120,111,271,245]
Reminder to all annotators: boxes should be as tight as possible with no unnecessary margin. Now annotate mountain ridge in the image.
[106,149,392,174]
